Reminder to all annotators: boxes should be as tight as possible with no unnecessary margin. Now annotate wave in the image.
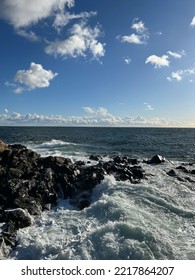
[37,139,78,149]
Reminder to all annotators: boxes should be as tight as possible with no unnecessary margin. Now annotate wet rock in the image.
[1,208,32,230]
[0,230,17,259]
[76,166,105,191]
[128,158,140,165]
[8,168,24,178]
[185,177,195,183]
[166,169,186,182]
[13,197,42,216]
[167,169,177,177]
[176,165,189,173]
[77,192,91,210]
[145,155,166,164]
[130,165,146,180]
[89,155,102,161]
[113,156,139,165]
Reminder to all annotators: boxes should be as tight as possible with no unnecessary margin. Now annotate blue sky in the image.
[0,0,195,126]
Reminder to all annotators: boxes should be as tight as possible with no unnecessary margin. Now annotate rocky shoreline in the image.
[0,140,194,259]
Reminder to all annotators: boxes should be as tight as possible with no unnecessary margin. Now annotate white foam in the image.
[38,139,78,148]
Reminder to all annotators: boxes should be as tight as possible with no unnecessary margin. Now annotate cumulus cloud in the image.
[120,34,144,44]
[83,107,113,118]
[0,1,105,61]
[0,0,75,29]
[131,19,147,34]
[145,55,170,68]
[83,107,95,114]
[14,62,58,92]
[167,67,195,82]
[146,50,185,69]
[167,71,182,82]
[118,18,149,45]
[190,16,195,27]
[45,21,105,59]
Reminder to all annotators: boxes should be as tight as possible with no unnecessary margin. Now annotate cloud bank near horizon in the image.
[0,107,190,127]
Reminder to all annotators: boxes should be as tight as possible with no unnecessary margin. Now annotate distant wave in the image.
[37,139,78,149]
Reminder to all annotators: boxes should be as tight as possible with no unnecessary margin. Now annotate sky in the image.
[0,0,195,127]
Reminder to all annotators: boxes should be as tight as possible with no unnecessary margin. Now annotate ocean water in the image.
[0,127,195,260]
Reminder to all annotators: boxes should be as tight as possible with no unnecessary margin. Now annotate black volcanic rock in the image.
[166,169,177,177]
[1,208,32,230]
[89,155,102,161]
[145,155,166,164]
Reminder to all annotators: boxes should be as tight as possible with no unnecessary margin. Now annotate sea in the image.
[0,126,195,260]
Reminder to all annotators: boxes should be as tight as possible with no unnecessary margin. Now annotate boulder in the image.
[89,155,102,161]
[0,140,9,153]
[146,155,166,164]
[2,208,32,230]
[166,169,177,177]
[176,165,189,173]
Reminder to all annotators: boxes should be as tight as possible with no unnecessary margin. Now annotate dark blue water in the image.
[0,126,195,161]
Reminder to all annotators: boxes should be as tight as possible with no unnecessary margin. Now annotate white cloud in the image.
[16,30,40,42]
[190,16,195,27]
[167,71,182,82]
[14,87,24,94]
[167,67,195,82]
[167,50,185,59]
[0,0,75,29]
[145,55,170,68]
[120,33,144,44]
[83,107,95,114]
[118,18,149,45]
[53,11,97,32]
[45,21,105,59]
[0,109,188,127]
[83,107,113,118]
[4,108,9,114]
[0,1,104,62]
[144,103,154,111]
[14,62,58,92]
[131,19,147,34]
[124,57,131,64]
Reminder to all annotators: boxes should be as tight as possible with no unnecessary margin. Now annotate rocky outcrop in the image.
[166,163,195,184]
